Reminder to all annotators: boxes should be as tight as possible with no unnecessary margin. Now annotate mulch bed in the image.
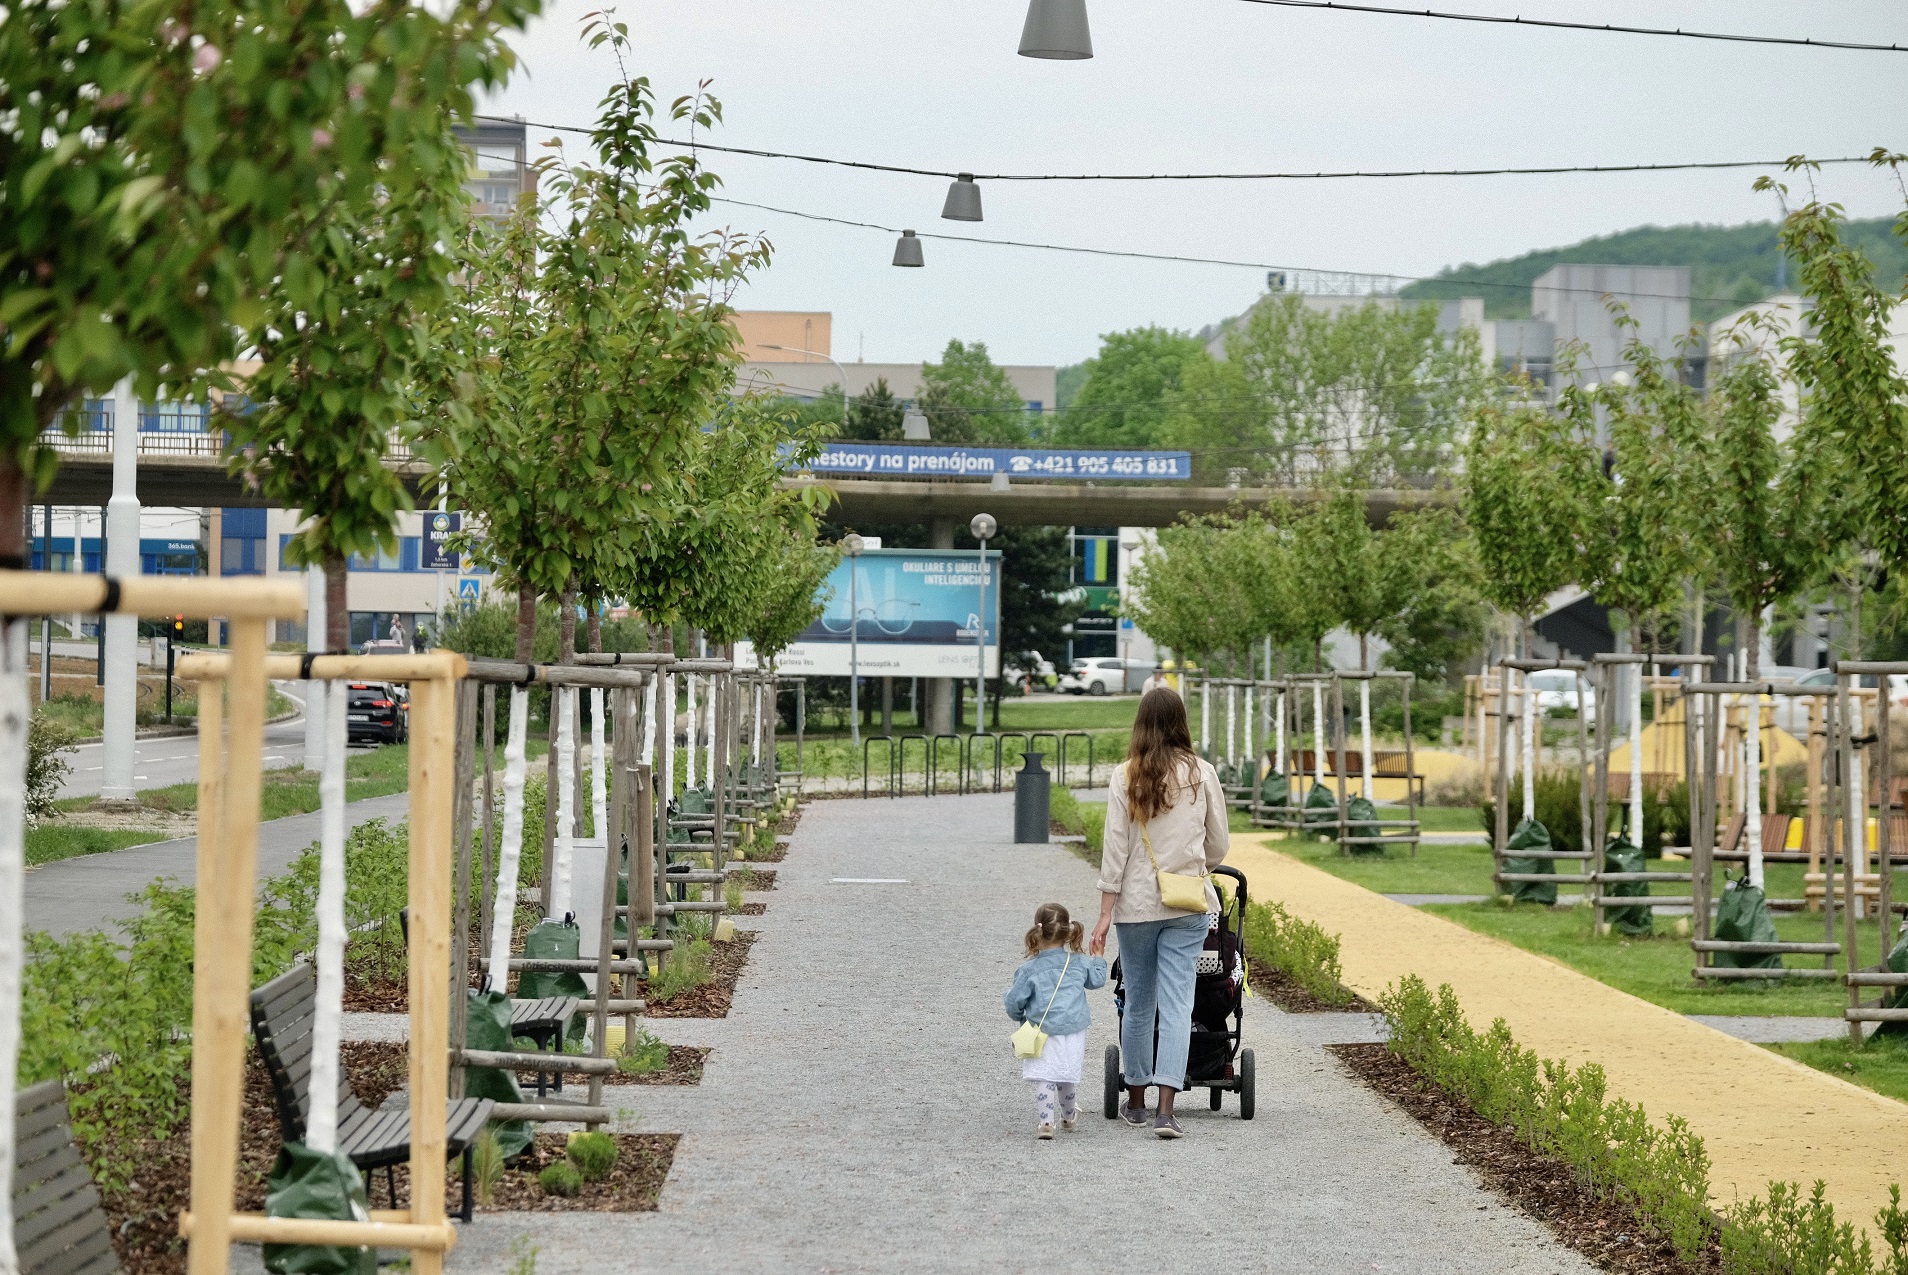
[1247,956,1375,1013]
[643,930,758,1018]
[739,902,766,915]
[599,1045,708,1086]
[470,1133,676,1213]
[734,868,777,891]
[1329,1043,1717,1274]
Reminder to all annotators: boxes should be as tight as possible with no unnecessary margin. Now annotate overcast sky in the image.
[476,1,1908,370]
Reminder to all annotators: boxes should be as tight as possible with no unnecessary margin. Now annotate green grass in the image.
[1277,834,1499,895]
[1767,1033,1908,1104]
[1375,804,1484,833]
[1423,900,1889,1017]
[24,826,169,866]
[993,696,1138,731]
[36,686,295,734]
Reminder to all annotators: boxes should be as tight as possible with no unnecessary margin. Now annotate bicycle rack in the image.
[862,735,899,800]
[996,732,1032,791]
[897,733,929,796]
[928,734,963,796]
[967,733,1007,794]
[1060,731,1095,788]
[1028,732,1062,783]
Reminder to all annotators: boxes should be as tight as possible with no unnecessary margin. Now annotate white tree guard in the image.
[1744,690,1764,888]
[549,685,576,919]
[1847,690,1866,918]
[1628,665,1644,850]
[0,620,30,1274]
[641,675,658,767]
[306,685,349,1152]
[684,674,697,790]
[590,688,608,844]
[1359,680,1374,803]
[1520,670,1537,823]
[1274,691,1286,774]
[1244,686,1255,777]
[1311,683,1325,785]
[1224,686,1236,766]
[486,687,531,981]
[661,674,676,805]
[751,683,763,765]
[1199,683,1210,757]
[702,675,715,787]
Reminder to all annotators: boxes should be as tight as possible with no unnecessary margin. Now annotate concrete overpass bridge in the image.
[36,439,1447,529]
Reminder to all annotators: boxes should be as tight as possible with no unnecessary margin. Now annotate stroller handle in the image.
[1210,864,1248,911]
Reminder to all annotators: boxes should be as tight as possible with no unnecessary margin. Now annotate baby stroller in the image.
[1102,864,1255,1120]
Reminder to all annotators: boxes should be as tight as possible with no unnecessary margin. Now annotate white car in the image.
[1060,657,1147,696]
[1524,668,1594,715]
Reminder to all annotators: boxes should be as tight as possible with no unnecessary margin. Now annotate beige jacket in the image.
[1098,756,1230,923]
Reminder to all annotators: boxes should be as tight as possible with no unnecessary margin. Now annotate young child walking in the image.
[1003,903,1107,1139]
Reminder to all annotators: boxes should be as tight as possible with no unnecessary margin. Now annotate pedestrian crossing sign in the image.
[457,579,480,600]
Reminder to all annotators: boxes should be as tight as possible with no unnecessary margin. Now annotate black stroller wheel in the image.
[1239,1048,1256,1120]
[1103,1044,1121,1119]
[1208,1087,1222,1111]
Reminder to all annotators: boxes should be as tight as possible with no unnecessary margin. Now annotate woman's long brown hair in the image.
[1126,688,1196,822]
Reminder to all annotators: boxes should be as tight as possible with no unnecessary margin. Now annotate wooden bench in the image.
[400,907,578,1091]
[251,965,494,1221]
[14,1078,119,1275]
[1712,813,1800,862]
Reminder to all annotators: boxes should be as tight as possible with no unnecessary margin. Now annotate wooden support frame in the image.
[1495,658,1590,894]
[175,650,466,1274]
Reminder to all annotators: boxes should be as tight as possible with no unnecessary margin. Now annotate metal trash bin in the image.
[1014,752,1051,844]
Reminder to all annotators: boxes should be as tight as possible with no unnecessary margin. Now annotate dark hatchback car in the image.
[346,681,408,745]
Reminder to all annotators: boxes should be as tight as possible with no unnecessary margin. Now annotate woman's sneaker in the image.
[1154,1114,1184,1140]
[1037,1123,1055,1140]
[1120,1104,1150,1128]
[1060,1115,1078,1132]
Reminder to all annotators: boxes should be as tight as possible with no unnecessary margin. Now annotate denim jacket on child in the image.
[1003,947,1107,1037]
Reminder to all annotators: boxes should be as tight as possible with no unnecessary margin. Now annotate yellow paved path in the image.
[1230,834,1907,1228]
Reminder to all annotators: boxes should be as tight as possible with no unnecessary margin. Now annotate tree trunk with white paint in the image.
[487,687,531,980]
[549,685,576,920]
[306,685,349,1152]
[0,620,31,1273]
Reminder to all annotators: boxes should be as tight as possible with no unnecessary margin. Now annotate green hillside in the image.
[1400,218,1908,324]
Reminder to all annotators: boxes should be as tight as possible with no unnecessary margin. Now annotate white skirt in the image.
[1021,1029,1088,1084]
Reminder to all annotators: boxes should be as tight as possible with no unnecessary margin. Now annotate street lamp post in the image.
[971,513,996,734]
[844,533,865,747]
[760,344,853,435]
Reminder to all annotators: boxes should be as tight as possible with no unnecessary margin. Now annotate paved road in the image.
[57,682,311,798]
[26,791,412,939]
[440,792,1594,1274]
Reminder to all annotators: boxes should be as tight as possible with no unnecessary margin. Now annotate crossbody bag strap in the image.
[1034,952,1073,1031]
[1140,821,1159,871]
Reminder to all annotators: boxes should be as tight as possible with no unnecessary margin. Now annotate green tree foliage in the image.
[746,529,840,663]
[1774,181,1908,612]
[1164,295,1491,485]
[919,339,1029,444]
[0,0,538,557]
[845,378,906,441]
[1051,326,1211,449]
[436,20,769,659]
[1462,401,1594,649]
[1573,319,1708,652]
[1399,216,1908,323]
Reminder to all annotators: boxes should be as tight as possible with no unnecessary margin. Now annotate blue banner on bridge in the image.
[797,442,1191,482]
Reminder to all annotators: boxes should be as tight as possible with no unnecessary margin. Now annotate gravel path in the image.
[445,792,1594,1273]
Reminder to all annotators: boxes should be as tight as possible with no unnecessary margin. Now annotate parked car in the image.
[1060,657,1150,696]
[1525,668,1594,715]
[346,681,408,745]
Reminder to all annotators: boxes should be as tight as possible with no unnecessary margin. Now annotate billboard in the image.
[757,548,1001,678]
[797,442,1191,482]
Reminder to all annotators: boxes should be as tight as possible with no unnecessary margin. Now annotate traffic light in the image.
[172,615,185,638]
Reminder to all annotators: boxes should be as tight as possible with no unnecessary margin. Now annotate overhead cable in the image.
[1232,0,1908,53]
[474,114,1879,183]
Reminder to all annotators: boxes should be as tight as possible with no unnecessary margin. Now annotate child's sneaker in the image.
[1037,1123,1055,1140]
[1060,1116,1078,1132]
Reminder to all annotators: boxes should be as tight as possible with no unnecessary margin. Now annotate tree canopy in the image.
[919,340,1029,445]
[1050,327,1211,450]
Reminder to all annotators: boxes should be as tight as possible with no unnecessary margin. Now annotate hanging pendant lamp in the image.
[1018,0,1093,59]
[941,174,983,222]
[892,229,924,267]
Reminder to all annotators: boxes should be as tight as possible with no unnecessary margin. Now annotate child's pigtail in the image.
[1067,920,1085,953]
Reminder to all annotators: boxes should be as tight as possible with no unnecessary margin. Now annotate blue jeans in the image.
[1115,913,1208,1089]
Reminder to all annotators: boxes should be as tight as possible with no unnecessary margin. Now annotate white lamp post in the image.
[971,513,996,734]
[760,344,853,434]
[844,533,865,747]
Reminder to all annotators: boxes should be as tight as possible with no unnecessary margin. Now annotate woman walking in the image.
[1089,687,1230,1138]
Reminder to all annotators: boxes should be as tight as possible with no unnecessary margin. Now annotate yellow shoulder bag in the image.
[1141,822,1210,913]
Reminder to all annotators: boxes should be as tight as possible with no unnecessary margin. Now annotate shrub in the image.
[566,1131,618,1182]
[651,938,713,1001]
[1049,786,1106,857]
[537,1161,583,1198]
[1240,900,1352,1006]
[618,1027,670,1075]
[26,709,77,826]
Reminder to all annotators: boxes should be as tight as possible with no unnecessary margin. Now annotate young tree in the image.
[437,23,769,661]
[848,378,907,441]
[0,0,538,558]
[745,530,841,664]
[919,339,1030,444]
[1052,327,1211,449]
